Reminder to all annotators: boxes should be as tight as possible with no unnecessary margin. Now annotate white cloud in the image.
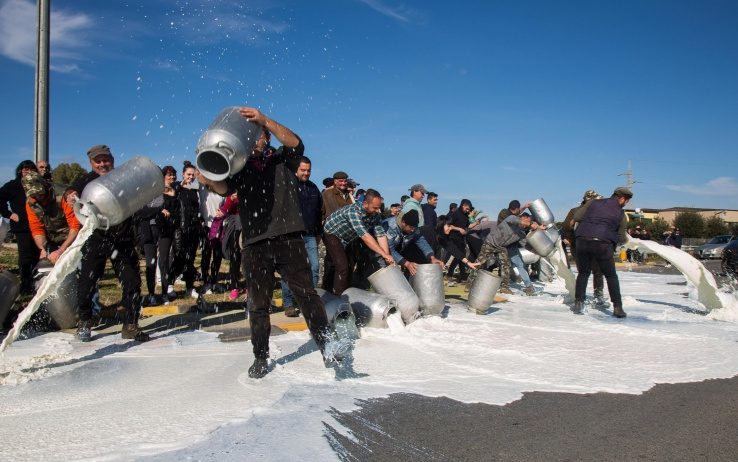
[0,0,92,72]
[357,0,423,23]
[666,177,738,196]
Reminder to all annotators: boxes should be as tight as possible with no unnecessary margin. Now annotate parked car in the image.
[722,239,738,279]
[694,234,735,259]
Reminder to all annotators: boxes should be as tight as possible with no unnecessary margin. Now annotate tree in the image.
[704,216,728,238]
[52,162,88,186]
[673,211,705,238]
[647,217,670,241]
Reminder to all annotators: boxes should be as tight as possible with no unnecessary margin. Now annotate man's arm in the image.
[239,107,300,148]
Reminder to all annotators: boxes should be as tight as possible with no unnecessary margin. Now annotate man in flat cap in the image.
[321,170,354,292]
[64,145,150,342]
[572,187,633,317]
[562,190,605,302]
[399,184,426,227]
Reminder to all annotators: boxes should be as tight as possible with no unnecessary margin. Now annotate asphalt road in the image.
[325,260,738,462]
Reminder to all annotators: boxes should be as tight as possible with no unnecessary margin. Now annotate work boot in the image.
[76,320,93,342]
[283,306,300,317]
[612,305,627,318]
[572,300,584,315]
[524,286,536,296]
[121,323,151,342]
[498,287,513,295]
[248,357,269,379]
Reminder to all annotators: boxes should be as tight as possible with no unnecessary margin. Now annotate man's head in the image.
[333,171,349,192]
[427,192,438,207]
[362,188,383,215]
[519,212,533,228]
[322,177,334,189]
[389,203,401,216]
[296,156,312,182]
[582,189,600,202]
[400,209,420,235]
[508,200,521,215]
[460,199,473,214]
[252,128,272,157]
[449,203,458,214]
[87,144,114,176]
[400,195,410,205]
[22,171,52,203]
[612,187,633,207]
[409,184,426,201]
[37,160,51,176]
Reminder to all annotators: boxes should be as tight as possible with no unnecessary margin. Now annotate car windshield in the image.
[708,236,730,244]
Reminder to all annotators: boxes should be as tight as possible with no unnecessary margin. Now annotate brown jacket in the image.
[321,187,353,222]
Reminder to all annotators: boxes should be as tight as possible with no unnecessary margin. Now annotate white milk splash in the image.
[625,238,723,310]
[0,214,99,353]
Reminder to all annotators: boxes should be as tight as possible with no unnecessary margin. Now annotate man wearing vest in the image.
[572,187,633,317]
[23,171,81,264]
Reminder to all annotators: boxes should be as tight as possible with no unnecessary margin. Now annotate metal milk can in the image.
[195,107,263,181]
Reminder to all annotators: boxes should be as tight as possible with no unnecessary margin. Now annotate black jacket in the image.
[0,178,30,233]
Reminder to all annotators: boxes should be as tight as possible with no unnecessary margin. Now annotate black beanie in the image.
[403,209,420,227]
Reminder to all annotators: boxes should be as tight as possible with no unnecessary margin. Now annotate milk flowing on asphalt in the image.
[626,237,724,310]
[0,214,99,353]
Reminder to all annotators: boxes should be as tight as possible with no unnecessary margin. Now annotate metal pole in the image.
[34,0,50,163]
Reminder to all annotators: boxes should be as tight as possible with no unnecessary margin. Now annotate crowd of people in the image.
[2,106,639,377]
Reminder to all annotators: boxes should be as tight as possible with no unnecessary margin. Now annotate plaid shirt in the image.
[324,202,385,247]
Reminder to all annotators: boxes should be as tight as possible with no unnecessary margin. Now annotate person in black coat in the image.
[166,161,201,299]
[0,160,40,294]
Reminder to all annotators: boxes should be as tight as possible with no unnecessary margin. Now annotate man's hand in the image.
[9,213,19,222]
[382,253,395,265]
[530,222,540,230]
[404,261,418,276]
[161,208,171,218]
[430,256,445,269]
[458,227,467,235]
[466,260,480,270]
[239,107,268,126]
[48,249,63,264]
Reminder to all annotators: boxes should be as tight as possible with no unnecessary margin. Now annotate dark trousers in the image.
[201,232,223,286]
[78,237,141,323]
[15,231,39,294]
[570,241,604,294]
[243,235,330,359]
[574,238,622,307]
[168,232,198,290]
[323,233,352,295]
[445,237,468,281]
[143,243,158,295]
[321,233,335,292]
[225,230,241,290]
[158,237,173,294]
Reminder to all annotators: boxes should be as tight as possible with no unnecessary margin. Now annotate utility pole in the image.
[35,0,50,163]
[618,160,639,189]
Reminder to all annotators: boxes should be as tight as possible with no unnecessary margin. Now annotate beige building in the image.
[624,207,738,226]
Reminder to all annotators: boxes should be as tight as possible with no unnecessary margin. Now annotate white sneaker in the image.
[190,288,199,299]
[167,285,176,297]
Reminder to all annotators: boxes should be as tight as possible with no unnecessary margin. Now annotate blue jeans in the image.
[281,235,319,307]
[508,247,533,288]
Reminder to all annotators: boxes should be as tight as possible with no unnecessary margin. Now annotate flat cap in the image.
[613,186,633,198]
[87,144,113,160]
[333,171,349,180]
[409,184,427,193]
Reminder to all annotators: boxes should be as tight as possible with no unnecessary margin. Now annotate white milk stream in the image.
[0,214,98,353]
[625,238,723,310]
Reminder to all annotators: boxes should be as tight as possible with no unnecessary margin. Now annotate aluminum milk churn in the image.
[195,107,263,181]
[73,156,163,229]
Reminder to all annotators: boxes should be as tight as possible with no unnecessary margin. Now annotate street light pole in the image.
[34,0,50,164]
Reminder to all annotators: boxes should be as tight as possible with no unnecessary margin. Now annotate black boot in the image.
[121,323,151,342]
[612,305,627,318]
[248,357,269,378]
[572,300,584,315]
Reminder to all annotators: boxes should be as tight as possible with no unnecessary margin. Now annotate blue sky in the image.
[1,0,737,219]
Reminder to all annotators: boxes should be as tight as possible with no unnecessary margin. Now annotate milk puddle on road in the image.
[1,269,738,461]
